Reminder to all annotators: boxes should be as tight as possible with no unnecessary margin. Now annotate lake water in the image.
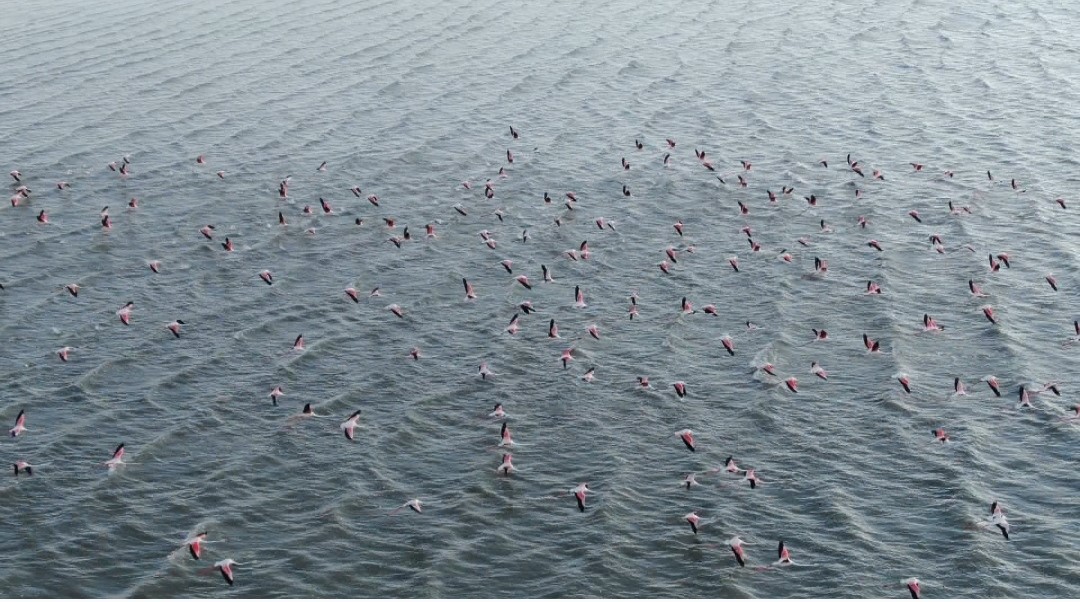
[1,0,1079,597]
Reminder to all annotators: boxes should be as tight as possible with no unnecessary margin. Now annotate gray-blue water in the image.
[1,0,1079,597]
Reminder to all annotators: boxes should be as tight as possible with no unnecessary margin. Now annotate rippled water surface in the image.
[2,0,1079,597]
